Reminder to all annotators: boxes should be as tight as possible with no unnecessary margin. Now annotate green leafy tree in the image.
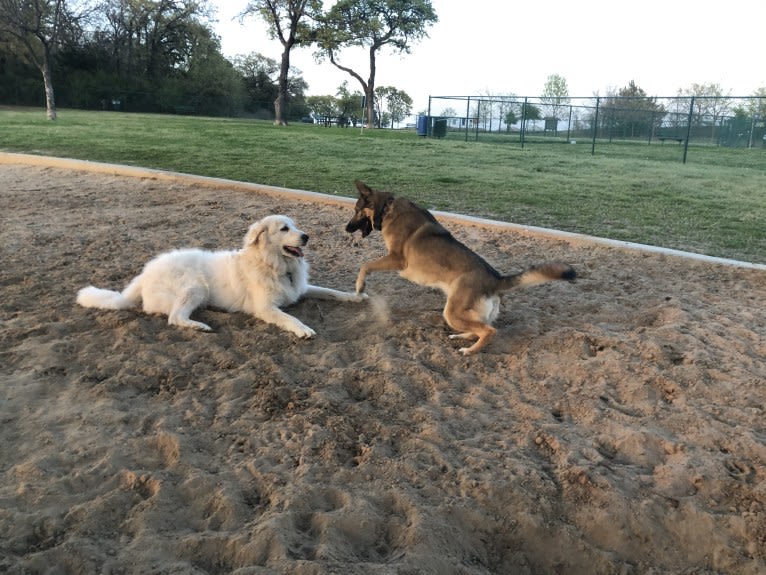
[521,101,541,132]
[0,0,93,119]
[241,0,322,125]
[335,80,363,126]
[232,52,308,119]
[306,94,339,124]
[99,0,213,78]
[602,80,666,138]
[87,0,218,111]
[316,0,437,127]
[495,93,518,132]
[504,110,518,131]
[234,52,279,114]
[176,24,245,115]
[541,73,569,133]
[0,0,249,116]
[375,85,412,128]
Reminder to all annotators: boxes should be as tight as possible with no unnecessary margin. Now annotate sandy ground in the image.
[1,160,765,575]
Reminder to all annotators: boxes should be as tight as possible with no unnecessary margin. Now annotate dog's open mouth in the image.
[283,246,304,258]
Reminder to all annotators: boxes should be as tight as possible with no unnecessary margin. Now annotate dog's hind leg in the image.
[443,294,497,355]
[168,287,211,331]
[448,332,479,341]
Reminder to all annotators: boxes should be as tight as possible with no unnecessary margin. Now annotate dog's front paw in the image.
[172,318,213,331]
[355,278,366,294]
[294,325,316,339]
[353,292,369,302]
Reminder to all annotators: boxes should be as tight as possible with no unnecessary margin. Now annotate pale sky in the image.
[210,0,765,114]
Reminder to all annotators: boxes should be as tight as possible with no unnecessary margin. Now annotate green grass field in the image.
[2,107,764,263]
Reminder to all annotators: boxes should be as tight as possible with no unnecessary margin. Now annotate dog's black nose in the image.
[301,233,309,245]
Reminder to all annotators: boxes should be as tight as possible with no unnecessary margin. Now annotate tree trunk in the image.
[364,86,376,128]
[41,50,57,121]
[365,46,376,127]
[273,93,286,126]
[274,48,291,126]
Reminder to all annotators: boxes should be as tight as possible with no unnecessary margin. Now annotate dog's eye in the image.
[280,226,289,232]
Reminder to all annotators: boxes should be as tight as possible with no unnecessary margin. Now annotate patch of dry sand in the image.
[1,161,765,574]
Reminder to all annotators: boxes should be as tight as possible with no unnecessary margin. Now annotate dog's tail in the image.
[499,263,576,291]
[76,277,142,310]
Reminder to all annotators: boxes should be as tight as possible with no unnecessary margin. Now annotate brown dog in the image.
[345,180,575,355]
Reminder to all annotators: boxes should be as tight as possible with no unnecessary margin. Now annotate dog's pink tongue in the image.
[288,246,304,257]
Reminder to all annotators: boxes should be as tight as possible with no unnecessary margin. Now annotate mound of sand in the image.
[1,160,765,574]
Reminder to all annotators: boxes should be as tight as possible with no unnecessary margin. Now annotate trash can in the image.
[432,117,447,138]
[416,115,428,137]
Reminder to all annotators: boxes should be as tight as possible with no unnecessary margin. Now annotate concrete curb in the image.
[2,152,764,271]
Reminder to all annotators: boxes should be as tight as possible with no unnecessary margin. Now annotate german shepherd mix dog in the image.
[345,181,576,355]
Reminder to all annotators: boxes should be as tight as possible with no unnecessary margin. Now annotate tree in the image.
[184,28,246,116]
[601,80,666,139]
[335,80,363,126]
[521,101,541,132]
[541,73,569,133]
[747,87,766,119]
[95,0,214,79]
[677,82,732,141]
[316,0,437,127]
[375,85,412,128]
[0,0,93,119]
[306,94,339,125]
[474,97,494,131]
[242,0,322,125]
[234,52,279,113]
[494,93,518,132]
[504,109,518,131]
[79,0,233,114]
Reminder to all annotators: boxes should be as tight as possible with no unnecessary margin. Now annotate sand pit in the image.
[1,158,765,574]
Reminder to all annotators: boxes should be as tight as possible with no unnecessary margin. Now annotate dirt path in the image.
[1,160,765,574]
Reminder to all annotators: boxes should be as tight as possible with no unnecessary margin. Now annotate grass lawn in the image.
[1,107,765,263]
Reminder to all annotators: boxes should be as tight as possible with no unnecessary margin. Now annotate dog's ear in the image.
[355,180,373,198]
[244,221,266,248]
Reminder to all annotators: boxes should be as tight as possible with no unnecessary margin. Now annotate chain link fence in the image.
[419,95,766,163]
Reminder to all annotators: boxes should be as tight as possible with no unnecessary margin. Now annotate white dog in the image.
[76,215,366,337]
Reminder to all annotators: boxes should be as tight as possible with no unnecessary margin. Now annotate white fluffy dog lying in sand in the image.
[76,215,367,337]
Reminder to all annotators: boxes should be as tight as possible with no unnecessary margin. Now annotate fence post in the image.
[683,96,694,164]
[591,97,600,155]
[426,96,432,137]
[748,115,755,148]
[521,97,527,149]
[465,96,471,142]
[474,102,480,142]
